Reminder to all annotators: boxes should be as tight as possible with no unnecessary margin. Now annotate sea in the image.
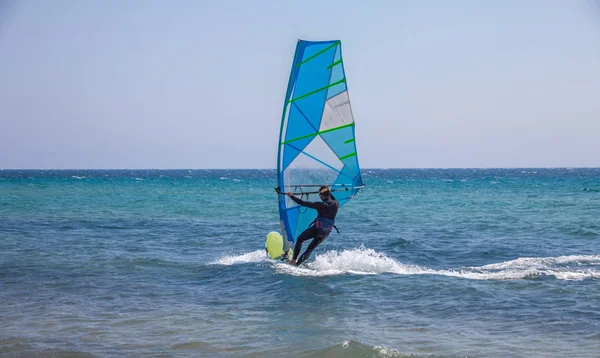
[1,168,599,357]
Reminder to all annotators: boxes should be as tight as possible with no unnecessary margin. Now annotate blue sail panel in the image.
[295,207,317,239]
[285,104,317,143]
[286,206,300,240]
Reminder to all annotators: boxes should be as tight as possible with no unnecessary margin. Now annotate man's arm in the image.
[286,192,323,209]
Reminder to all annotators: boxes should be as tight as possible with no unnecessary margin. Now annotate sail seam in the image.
[289,79,346,103]
[339,152,357,160]
[281,122,354,145]
[326,59,343,69]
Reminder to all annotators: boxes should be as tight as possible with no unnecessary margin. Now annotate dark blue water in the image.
[1,169,599,357]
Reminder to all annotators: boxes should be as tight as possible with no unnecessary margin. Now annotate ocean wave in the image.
[0,337,94,357]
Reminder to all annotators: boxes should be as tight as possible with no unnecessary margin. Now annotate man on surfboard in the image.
[285,186,339,266]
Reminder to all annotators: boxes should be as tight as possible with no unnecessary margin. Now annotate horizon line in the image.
[1,167,600,171]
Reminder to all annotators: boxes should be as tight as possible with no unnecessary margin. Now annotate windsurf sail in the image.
[276,39,365,246]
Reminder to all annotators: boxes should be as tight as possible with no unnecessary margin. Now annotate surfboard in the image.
[268,39,365,259]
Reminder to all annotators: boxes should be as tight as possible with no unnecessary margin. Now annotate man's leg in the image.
[290,227,318,264]
[296,234,327,266]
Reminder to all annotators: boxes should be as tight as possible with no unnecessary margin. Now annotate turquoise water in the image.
[1,169,599,357]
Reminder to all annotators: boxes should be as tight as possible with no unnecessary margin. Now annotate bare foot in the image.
[288,259,296,265]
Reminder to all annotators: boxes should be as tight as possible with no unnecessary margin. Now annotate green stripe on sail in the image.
[339,152,357,160]
[281,123,355,145]
[297,41,340,67]
[289,78,346,103]
[326,59,343,69]
[344,138,355,144]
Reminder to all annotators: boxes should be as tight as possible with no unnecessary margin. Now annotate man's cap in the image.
[319,186,331,196]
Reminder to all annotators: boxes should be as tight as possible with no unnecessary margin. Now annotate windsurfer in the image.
[285,186,339,266]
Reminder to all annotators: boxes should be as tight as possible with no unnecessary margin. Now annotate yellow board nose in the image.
[265,231,283,259]
[265,231,293,260]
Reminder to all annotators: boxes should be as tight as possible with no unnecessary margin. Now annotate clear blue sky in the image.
[1,0,599,169]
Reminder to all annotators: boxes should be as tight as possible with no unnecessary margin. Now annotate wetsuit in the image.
[290,195,339,265]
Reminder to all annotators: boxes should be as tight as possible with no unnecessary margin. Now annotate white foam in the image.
[460,255,600,281]
[72,176,86,179]
[373,345,402,357]
[477,255,600,270]
[274,247,426,276]
[210,248,600,281]
[434,267,543,280]
[274,248,600,281]
[210,250,269,265]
